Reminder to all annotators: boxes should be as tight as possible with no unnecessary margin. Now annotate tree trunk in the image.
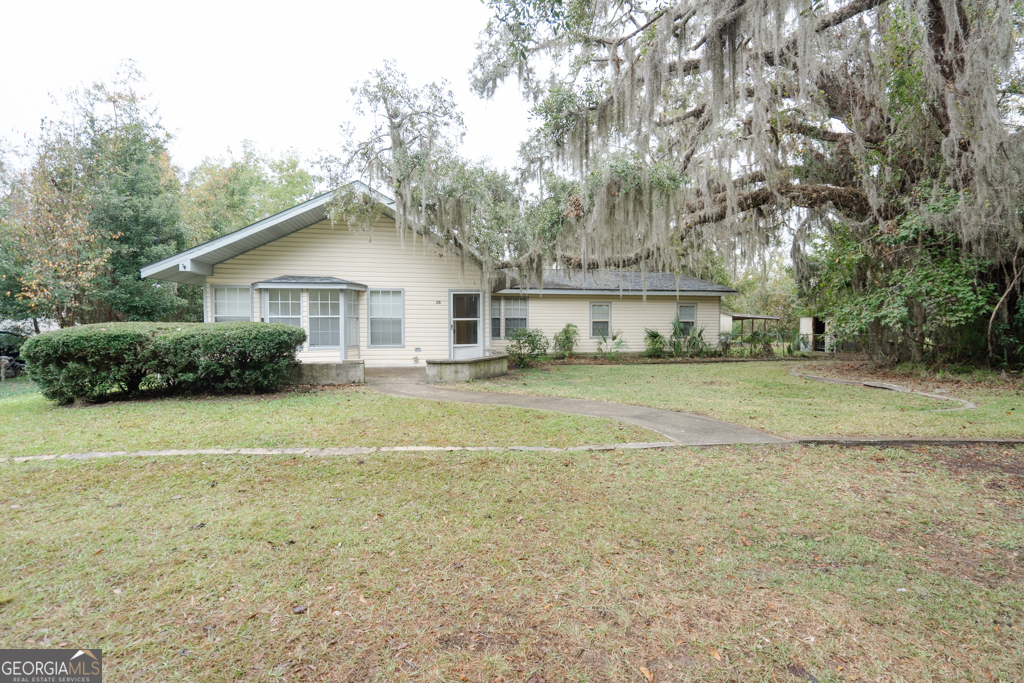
[912,300,926,363]
[867,320,881,362]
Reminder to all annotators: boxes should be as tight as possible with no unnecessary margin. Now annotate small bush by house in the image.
[552,323,580,359]
[21,322,306,403]
[506,328,550,368]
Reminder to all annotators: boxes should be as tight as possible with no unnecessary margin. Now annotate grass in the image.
[0,384,659,457]
[462,361,1024,438]
[0,374,37,401]
[1,444,1022,681]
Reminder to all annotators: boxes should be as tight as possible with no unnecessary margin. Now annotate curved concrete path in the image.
[366,367,787,445]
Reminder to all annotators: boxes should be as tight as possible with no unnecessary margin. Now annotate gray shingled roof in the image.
[498,270,736,295]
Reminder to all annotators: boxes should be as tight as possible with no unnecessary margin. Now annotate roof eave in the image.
[253,280,368,291]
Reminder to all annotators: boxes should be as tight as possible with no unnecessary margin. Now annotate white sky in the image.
[0,0,534,175]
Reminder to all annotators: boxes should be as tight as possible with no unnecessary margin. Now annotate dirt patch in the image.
[869,522,1024,589]
[924,445,1024,476]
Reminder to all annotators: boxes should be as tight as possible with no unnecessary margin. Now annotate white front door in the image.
[450,292,483,359]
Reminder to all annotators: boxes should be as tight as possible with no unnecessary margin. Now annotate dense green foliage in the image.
[182,141,315,245]
[21,322,305,403]
[0,66,316,329]
[644,328,667,357]
[809,200,999,363]
[552,322,580,359]
[505,327,550,368]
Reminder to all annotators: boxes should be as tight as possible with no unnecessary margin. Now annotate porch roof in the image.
[252,276,367,291]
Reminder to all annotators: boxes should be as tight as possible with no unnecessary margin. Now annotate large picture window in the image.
[212,286,251,322]
[678,304,696,336]
[308,290,341,347]
[267,289,301,327]
[369,290,403,347]
[590,302,610,338]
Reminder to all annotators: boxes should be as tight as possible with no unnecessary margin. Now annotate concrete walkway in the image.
[365,366,787,445]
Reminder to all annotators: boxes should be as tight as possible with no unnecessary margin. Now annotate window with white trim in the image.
[308,290,341,347]
[267,289,301,327]
[345,290,359,348]
[503,297,528,336]
[212,286,251,322]
[369,290,403,346]
[590,302,610,338]
[677,304,696,335]
[491,299,502,339]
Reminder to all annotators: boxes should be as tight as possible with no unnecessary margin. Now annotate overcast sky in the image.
[0,0,534,175]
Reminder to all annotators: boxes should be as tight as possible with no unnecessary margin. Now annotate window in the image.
[678,304,696,336]
[491,299,502,340]
[345,290,359,348]
[213,286,251,322]
[369,290,403,346]
[503,297,528,336]
[590,302,610,338]
[308,290,341,347]
[490,297,528,339]
[267,289,301,327]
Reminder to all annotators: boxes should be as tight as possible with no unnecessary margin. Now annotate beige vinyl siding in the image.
[206,219,486,366]
[491,293,722,354]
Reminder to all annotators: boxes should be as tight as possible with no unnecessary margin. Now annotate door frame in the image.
[448,289,483,359]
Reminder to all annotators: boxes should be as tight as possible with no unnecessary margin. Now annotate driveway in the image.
[365,366,787,445]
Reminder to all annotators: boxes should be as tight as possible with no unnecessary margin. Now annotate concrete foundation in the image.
[287,359,364,385]
[425,353,508,383]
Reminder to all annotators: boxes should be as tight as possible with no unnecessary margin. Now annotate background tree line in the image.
[0,66,314,329]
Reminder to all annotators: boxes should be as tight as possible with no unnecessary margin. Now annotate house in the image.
[141,186,737,366]
[490,270,735,355]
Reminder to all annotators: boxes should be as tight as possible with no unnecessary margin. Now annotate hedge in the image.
[21,322,307,403]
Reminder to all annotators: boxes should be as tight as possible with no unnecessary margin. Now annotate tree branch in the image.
[682,183,887,228]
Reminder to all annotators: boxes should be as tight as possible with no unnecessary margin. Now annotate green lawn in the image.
[2,444,1021,681]
[0,375,37,401]
[0,384,658,457]
[462,361,1024,438]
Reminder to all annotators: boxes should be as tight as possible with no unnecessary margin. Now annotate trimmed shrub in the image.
[152,323,306,393]
[21,322,306,403]
[506,327,550,368]
[21,323,161,403]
